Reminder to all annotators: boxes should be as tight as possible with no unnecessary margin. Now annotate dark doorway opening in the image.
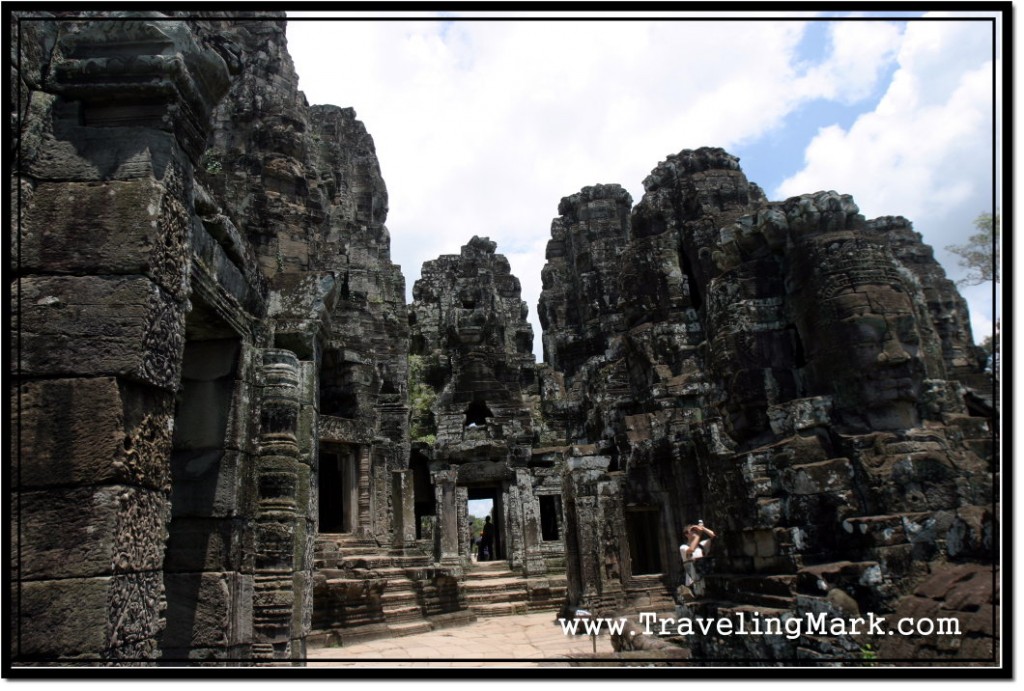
[626,509,663,575]
[539,495,562,541]
[319,444,357,533]
[411,450,435,540]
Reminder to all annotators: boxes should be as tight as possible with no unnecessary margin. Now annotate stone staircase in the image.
[311,533,467,647]
[463,560,568,617]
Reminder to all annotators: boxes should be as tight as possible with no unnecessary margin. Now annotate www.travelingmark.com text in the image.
[558,611,961,640]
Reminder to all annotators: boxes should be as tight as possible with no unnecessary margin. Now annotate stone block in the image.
[18,178,189,297]
[224,380,258,454]
[164,517,241,573]
[17,275,185,390]
[20,94,184,183]
[15,378,175,492]
[18,485,169,579]
[162,572,235,649]
[17,377,125,489]
[169,450,242,519]
[17,577,111,658]
[780,457,854,495]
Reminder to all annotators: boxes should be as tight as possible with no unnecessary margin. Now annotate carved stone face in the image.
[799,237,929,430]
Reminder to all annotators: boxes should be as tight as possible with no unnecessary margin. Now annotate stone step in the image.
[465,589,529,605]
[470,560,514,571]
[469,601,531,618]
[380,589,419,605]
[387,620,433,637]
[465,569,516,581]
[463,576,527,590]
[338,555,395,569]
[382,604,424,619]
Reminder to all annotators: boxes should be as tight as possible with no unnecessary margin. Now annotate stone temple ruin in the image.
[11,13,998,666]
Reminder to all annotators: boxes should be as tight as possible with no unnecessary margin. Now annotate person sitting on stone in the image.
[680,520,715,590]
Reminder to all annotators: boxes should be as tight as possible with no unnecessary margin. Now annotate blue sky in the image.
[467,499,492,520]
[286,11,1002,360]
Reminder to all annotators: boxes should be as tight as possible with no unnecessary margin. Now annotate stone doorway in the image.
[318,443,359,534]
[466,486,504,561]
[625,508,663,576]
[411,450,435,540]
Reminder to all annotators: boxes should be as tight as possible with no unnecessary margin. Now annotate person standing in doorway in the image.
[479,515,495,561]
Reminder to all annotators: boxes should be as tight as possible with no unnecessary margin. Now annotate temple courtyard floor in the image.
[306,611,606,667]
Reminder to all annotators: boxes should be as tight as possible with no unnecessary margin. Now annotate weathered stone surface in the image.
[18,578,117,659]
[876,563,997,661]
[15,377,174,492]
[541,147,996,664]
[409,237,564,577]
[17,275,185,391]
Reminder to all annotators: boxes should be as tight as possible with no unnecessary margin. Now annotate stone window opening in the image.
[464,400,491,428]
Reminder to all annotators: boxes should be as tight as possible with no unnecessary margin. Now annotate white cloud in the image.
[285,14,997,357]
[777,16,999,343]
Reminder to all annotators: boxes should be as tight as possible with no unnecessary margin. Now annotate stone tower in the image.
[409,237,567,580]
[539,148,996,660]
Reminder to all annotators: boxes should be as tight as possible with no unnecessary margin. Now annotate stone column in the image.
[516,469,548,576]
[390,470,415,548]
[456,486,469,561]
[432,468,460,565]
[252,349,304,661]
[562,454,624,613]
[403,470,418,545]
[502,479,523,569]
[356,446,372,539]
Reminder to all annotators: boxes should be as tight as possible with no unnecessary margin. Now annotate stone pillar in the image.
[561,454,625,613]
[503,479,523,569]
[433,469,460,565]
[390,470,415,548]
[456,486,469,561]
[252,349,304,661]
[12,16,229,662]
[356,446,372,539]
[516,469,548,576]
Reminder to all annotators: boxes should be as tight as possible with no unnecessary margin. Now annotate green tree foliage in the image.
[946,213,999,287]
[408,355,437,442]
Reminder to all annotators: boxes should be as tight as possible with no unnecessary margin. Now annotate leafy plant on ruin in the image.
[201,150,223,175]
[408,354,438,442]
